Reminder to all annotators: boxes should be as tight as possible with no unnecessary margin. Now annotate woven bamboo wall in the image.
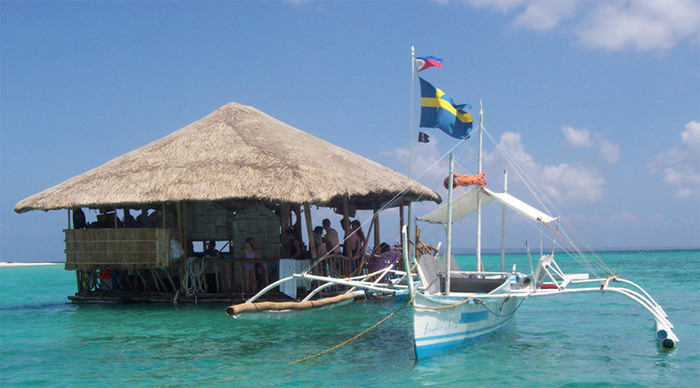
[187,202,232,241]
[65,228,171,270]
[232,205,280,259]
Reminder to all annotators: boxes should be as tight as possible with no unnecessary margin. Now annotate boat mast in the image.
[476,101,484,272]
[501,169,507,272]
[407,46,416,254]
[445,153,455,295]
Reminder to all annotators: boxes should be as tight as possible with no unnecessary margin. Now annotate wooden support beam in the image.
[214,261,220,293]
[399,203,405,238]
[135,269,148,292]
[342,197,350,256]
[162,268,177,293]
[150,269,162,293]
[303,203,316,258]
[373,202,381,249]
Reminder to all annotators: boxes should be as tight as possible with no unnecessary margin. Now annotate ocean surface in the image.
[1,250,698,387]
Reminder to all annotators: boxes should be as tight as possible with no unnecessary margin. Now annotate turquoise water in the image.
[1,251,698,387]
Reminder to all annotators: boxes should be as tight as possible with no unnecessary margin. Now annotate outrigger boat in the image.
[226,48,677,356]
[225,103,679,359]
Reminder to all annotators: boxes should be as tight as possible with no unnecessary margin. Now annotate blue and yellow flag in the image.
[419,77,473,140]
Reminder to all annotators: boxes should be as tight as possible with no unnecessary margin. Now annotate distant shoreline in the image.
[0,262,63,267]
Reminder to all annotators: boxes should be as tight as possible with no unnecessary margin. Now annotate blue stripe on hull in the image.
[412,296,520,359]
[415,314,513,359]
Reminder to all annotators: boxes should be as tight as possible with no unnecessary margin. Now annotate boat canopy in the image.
[417,187,557,225]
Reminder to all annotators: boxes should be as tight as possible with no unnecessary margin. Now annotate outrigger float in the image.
[226,95,678,358]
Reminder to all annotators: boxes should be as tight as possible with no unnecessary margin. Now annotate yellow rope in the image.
[290,298,412,364]
[413,296,473,310]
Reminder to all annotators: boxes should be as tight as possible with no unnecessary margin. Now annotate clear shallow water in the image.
[1,251,698,387]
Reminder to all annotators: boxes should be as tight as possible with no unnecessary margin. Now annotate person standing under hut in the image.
[313,226,328,276]
[351,219,366,254]
[322,218,340,254]
[283,228,304,260]
[313,226,328,259]
[240,237,259,293]
[340,218,361,259]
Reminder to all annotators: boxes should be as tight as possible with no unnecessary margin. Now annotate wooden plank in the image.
[373,202,381,249]
[342,197,350,256]
[303,203,316,258]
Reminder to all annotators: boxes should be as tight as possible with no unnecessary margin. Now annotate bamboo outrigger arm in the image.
[225,265,413,318]
[498,275,680,349]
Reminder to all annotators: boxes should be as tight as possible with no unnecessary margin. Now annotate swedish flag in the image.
[419,77,473,140]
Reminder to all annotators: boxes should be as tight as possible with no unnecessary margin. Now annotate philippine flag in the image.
[415,56,442,72]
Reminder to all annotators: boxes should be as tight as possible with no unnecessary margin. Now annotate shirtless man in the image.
[322,218,340,254]
[340,218,362,258]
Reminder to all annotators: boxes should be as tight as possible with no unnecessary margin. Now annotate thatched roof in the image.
[15,103,441,213]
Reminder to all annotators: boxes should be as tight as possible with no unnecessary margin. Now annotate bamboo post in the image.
[162,268,177,293]
[415,224,420,258]
[303,203,316,258]
[135,269,149,292]
[227,258,233,294]
[176,202,182,246]
[373,202,380,250]
[182,202,188,256]
[150,269,162,293]
[157,270,168,292]
[342,197,350,256]
[214,261,220,293]
[280,203,290,259]
[280,203,290,230]
[202,258,208,292]
[399,203,405,238]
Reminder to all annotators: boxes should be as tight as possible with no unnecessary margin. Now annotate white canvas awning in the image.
[417,187,557,225]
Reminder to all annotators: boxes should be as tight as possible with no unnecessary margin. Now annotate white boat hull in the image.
[413,292,519,358]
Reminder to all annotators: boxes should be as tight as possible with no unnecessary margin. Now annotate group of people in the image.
[279,217,367,261]
[312,218,366,259]
[199,217,369,294]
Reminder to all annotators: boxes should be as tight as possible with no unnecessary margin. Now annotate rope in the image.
[182,257,205,297]
[413,296,473,310]
[477,297,525,317]
[291,298,412,364]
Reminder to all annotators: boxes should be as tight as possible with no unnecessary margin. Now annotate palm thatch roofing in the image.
[15,102,441,213]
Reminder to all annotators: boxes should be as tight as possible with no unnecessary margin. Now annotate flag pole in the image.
[409,46,415,180]
[476,99,484,272]
[407,46,416,254]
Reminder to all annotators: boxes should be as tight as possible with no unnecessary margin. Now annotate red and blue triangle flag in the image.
[415,56,442,72]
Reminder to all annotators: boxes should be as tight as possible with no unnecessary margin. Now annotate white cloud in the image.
[595,136,621,164]
[380,139,451,192]
[577,0,700,51]
[512,0,579,32]
[562,126,594,147]
[649,120,700,198]
[385,130,608,208]
[460,0,700,52]
[485,131,606,204]
[561,125,620,164]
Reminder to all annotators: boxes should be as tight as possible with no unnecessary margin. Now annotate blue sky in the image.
[1,0,698,261]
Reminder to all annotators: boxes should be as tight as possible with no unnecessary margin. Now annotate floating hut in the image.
[15,103,440,303]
